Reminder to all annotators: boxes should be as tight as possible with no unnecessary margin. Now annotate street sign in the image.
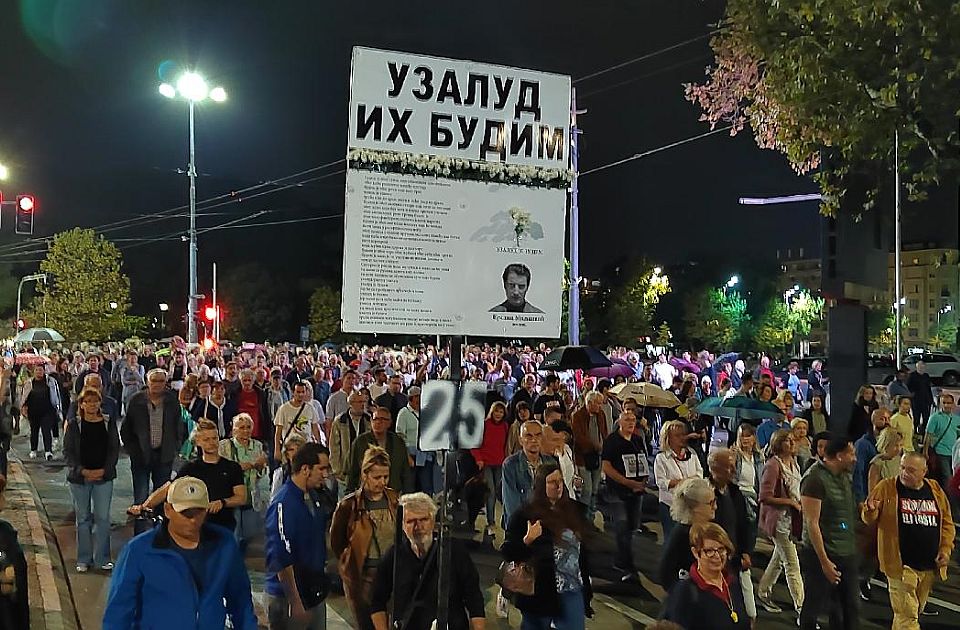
[299,325,310,343]
[419,380,486,451]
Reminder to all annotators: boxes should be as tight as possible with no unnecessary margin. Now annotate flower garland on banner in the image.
[348,148,573,189]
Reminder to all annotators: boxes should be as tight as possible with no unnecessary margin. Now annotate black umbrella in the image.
[539,345,612,371]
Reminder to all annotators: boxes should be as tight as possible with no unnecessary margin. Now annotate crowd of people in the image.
[0,339,957,629]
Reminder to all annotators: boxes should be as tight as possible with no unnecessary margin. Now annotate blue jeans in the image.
[659,501,676,541]
[69,479,114,566]
[415,461,436,495]
[577,465,602,520]
[235,506,262,548]
[604,493,640,571]
[131,456,173,534]
[484,465,503,528]
[520,589,585,630]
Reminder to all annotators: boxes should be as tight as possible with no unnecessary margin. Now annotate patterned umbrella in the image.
[13,327,65,343]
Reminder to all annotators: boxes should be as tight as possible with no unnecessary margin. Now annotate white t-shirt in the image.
[653,362,675,389]
[274,401,320,445]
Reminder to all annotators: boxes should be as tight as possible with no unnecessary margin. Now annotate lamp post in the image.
[159,71,227,343]
[0,163,8,180]
[159,302,169,331]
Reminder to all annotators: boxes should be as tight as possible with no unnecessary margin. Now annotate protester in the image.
[271,433,308,499]
[802,393,830,436]
[331,446,398,630]
[792,418,813,470]
[225,369,270,446]
[118,351,145,411]
[120,369,185,534]
[660,523,750,629]
[708,448,755,624]
[798,437,860,630]
[731,424,762,548]
[849,385,880,441]
[543,412,579,500]
[219,413,269,547]
[757,429,804,617]
[330,391,371,497]
[370,493,485,630]
[502,463,593,630]
[867,427,903,493]
[103,476,257,629]
[658,477,717,591]
[907,362,934,434]
[471,401,510,535]
[63,388,120,573]
[600,410,649,579]
[0,473,29,630]
[862,452,955,630]
[889,396,915,452]
[346,407,411,493]
[135,420,246,532]
[395,386,435,494]
[273,381,323,462]
[502,420,558,524]
[325,369,359,424]
[374,374,407,426]
[571,390,608,522]
[854,408,890,504]
[532,374,565,421]
[924,393,959,482]
[653,419,704,539]
[195,379,230,438]
[886,367,911,406]
[265,443,334,629]
[19,363,63,460]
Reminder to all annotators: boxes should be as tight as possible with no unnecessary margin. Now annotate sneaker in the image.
[100,562,114,571]
[486,526,497,537]
[613,563,638,582]
[45,451,54,461]
[28,451,37,459]
[495,590,509,618]
[76,564,89,573]
[920,606,939,617]
[757,594,783,614]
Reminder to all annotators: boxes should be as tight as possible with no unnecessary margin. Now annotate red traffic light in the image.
[202,338,215,351]
[17,195,34,212]
[204,306,217,321]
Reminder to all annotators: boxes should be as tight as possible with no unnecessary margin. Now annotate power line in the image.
[577,54,711,99]
[573,30,718,84]
[579,125,733,177]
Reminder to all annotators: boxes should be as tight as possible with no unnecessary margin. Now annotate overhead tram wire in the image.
[578,125,733,177]
[0,158,346,258]
[572,30,719,85]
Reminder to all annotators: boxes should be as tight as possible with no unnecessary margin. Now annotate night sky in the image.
[0,0,954,331]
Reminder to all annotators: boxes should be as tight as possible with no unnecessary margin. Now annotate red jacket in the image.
[471,418,509,466]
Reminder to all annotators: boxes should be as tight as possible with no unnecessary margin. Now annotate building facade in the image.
[888,245,960,346]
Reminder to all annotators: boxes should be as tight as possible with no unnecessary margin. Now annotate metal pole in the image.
[568,88,581,345]
[15,273,46,336]
[212,262,218,342]
[894,130,902,368]
[435,335,463,630]
[187,100,199,344]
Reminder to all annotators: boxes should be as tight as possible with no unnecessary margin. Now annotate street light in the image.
[726,275,739,288]
[159,302,169,330]
[159,70,227,344]
[0,163,8,180]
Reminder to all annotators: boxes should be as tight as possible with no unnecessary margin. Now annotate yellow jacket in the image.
[861,477,955,581]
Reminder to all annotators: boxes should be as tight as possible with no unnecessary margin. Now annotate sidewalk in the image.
[4,457,80,630]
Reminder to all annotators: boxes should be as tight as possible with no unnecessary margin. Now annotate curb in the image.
[6,456,82,630]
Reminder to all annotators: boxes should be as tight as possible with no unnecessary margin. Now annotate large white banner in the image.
[342,47,571,337]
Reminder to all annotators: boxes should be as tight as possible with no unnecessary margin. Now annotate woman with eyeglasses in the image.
[661,523,749,628]
[658,477,717,591]
[756,429,804,617]
[501,462,593,629]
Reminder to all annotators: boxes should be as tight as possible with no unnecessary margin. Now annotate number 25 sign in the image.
[419,381,487,451]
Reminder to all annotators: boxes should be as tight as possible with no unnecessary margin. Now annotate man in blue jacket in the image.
[265,442,335,629]
[103,476,257,630]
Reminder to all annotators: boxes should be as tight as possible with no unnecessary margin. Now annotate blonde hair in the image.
[281,433,307,465]
[659,420,688,453]
[232,412,254,428]
[361,445,391,477]
[191,419,219,441]
[876,426,903,454]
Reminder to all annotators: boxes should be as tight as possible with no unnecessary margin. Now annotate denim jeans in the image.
[131,455,173,534]
[576,465,602,520]
[799,550,859,630]
[483,465,503,529]
[414,461,436,495]
[520,589,585,630]
[604,493,640,571]
[659,501,676,541]
[69,479,114,566]
[266,594,326,630]
[235,506,262,548]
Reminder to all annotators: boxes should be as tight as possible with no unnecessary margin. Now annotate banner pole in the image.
[435,336,462,630]
[568,87,581,345]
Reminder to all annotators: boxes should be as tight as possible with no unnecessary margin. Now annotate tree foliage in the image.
[683,287,748,350]
[655,322,673,348]
[685,0,960,217]
[928,319,958,351]
[27,228,131,340]
[606,262,671,345]
[218,263,293,341]
[308,285,342,342]
[752,299,793,351]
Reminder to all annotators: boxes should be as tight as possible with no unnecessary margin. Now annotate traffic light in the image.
[202,337,215,351]
[15,195,35,235]
[204,306,217,321]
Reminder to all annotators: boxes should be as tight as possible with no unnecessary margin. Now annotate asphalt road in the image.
[12,433,960,629]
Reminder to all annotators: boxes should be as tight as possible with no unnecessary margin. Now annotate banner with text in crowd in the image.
[341,47,572,337]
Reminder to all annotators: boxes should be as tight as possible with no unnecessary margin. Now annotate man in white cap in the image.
[103,476,257,629]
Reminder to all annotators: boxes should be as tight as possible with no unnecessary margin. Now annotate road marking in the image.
[11,462,62,613]
[870,578,960,614]
[596,594,658,625]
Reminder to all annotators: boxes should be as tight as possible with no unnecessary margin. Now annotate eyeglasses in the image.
[699,546,728,559]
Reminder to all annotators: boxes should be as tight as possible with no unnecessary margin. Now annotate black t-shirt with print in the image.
[896,479,941,571]
[601,431,648,498]
[533,392,566,419]
[176,458,245,530]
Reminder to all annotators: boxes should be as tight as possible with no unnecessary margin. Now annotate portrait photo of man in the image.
[489,263,543,313]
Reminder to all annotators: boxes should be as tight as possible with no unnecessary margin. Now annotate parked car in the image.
[867,355,897,385]
[902,352,960,386]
